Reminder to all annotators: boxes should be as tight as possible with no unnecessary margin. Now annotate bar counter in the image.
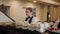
[0,22,41,34]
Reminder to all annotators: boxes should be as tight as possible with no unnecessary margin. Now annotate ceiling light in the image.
[33,0,37,3]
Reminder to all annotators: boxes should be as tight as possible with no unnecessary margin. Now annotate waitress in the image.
[25,7,39,24]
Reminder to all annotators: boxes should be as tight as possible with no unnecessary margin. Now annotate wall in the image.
[40,4,47,22]
[50,6,55,21]
[0,0,48,22]
[55,7,60,20]
[50,6,60,21]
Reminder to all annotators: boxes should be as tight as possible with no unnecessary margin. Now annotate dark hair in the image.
[26,7,32,12]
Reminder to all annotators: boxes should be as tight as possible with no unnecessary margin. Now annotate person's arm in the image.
[53,22,59,27]
[52,21,60,29]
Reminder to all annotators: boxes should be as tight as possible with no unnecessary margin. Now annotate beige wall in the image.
[40,4,47,22]
[50,6,55,21]
[55,7,60,20]
[0,0,52,22]
[50,6,60,21]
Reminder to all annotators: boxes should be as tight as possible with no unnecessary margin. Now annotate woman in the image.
[25,7,39,24]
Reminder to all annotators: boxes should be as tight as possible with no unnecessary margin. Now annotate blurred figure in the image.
[49,19,60,31]
[52,19,60,29]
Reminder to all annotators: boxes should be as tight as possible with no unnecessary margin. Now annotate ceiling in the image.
[21,0,60,2]
[52,0,60,2]
[21,0,60,6]
[0,0,60,3]
[0,0,60,6]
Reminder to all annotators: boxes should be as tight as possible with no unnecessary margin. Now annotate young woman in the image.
[25,7,39,24]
